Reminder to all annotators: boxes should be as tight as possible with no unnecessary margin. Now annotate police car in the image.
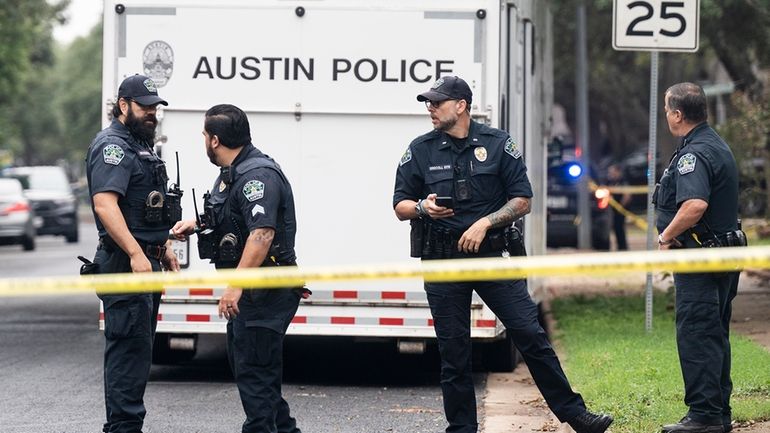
[546,138,611,250]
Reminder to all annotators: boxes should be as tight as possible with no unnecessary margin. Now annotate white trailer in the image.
[101,0,552,371]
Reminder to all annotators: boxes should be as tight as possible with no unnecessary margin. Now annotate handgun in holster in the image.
[77,255,100,275]
[505,226,526,257]
[410,218,424,258]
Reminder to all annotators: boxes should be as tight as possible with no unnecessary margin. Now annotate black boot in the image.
[568,411,614,433]
[661,416,724,433]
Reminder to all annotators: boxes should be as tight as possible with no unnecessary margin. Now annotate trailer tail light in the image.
[594,188,610,210]
[1,201,31,215]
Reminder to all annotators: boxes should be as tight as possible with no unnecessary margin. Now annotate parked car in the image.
[0,178,36,251]
[1,166,79,243]
[546,138,611,250]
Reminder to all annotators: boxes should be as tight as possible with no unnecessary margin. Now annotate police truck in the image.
[101,0,553,371]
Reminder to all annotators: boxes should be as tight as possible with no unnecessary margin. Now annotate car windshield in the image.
[0,179,23,195]
[4,167,70,193]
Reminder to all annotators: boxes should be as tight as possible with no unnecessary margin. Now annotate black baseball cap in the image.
[118,74,168,106]
[416,76,472,106]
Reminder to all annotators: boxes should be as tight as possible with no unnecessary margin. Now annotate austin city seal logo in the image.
[143,40,174,87]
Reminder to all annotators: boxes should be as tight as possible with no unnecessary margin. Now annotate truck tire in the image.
[482,334,522,372]
[152,333,197,365]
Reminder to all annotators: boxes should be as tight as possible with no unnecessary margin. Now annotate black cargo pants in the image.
[424,274,586,433]
[227,288,302,433]
[674,271,740,426]
[94,247,161,433]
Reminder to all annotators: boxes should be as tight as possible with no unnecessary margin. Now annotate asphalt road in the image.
[0,222,485,433]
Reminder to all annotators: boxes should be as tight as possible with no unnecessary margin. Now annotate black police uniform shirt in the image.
[655,122,739,235]
[86,119,170,245]
[208,144,297,266]
[393,120,533,233]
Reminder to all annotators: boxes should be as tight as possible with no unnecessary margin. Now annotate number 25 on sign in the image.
[613,0,700,52]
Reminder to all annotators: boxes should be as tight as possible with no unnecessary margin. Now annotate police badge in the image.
[143,40,174,87]
[504,137,522,159]
[474,147,488,162]
[103,144,125,165]
[677,153,697,175]
[243,180,265,202]
[399,147,412,166]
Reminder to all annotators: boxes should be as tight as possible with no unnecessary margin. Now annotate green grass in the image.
[551,293,770,433]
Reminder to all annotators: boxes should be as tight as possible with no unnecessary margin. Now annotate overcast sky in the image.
[51,0,103,44]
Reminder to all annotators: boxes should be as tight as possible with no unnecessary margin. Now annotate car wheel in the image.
[22,235,35,251]
[65,229,79,244]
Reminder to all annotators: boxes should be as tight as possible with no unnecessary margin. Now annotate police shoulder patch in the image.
[243,179,265,202]
[103,144,125,165]
[504,137,522,159]
[677,153,697,175]
[399,147,412,166]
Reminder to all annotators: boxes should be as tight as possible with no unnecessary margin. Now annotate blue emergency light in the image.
[566,163,583,179]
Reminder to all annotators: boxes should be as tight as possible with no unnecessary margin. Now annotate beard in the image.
[206,142,218,166]
[435,115,457,132]
[124,106,158,144]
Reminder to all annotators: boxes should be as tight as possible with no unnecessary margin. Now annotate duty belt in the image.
[420,223,511,259]
[689,230,748,248]
[99,236,167,260]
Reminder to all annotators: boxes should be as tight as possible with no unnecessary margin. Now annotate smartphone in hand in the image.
[435,196,454,208]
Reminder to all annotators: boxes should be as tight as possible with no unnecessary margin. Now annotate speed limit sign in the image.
[613,0,700,52]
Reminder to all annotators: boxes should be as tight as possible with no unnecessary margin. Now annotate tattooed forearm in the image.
[485,197,531,229]
[248,228,275,245]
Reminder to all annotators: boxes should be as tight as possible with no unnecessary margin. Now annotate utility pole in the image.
[576,2,592,249]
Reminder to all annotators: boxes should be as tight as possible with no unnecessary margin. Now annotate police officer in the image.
[392,76,613,433]
[172,104,302,433]
[607,163,631,250]
[86,74,181,433]
[656,83,744,433]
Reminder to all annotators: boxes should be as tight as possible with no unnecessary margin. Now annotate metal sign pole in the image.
[645,51,659,333]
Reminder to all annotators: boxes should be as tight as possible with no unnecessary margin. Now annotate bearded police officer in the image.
[392,76,613,433]
[172,104,303,433]
[656,83,745,433]
[86,74,182,433]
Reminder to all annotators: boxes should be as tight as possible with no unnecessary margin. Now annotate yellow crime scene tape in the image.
[590,180,649,230]
[1,246,769,298]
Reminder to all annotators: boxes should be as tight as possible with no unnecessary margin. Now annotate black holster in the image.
[505,226,527,257]
[78,255,100,275]
[410,218,424,258]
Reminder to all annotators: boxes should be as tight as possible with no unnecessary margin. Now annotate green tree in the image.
[0,0,68,162]
[54,23,103,171]
[552,0,770,163]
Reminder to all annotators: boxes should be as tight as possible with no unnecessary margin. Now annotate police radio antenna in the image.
[192,188,202,228]
[175,151,181,187]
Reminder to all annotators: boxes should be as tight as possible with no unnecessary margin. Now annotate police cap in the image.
[416,76,472,106]
[118,74,168,106]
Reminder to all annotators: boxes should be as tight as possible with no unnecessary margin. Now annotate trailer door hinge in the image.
[294,102,302,121]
